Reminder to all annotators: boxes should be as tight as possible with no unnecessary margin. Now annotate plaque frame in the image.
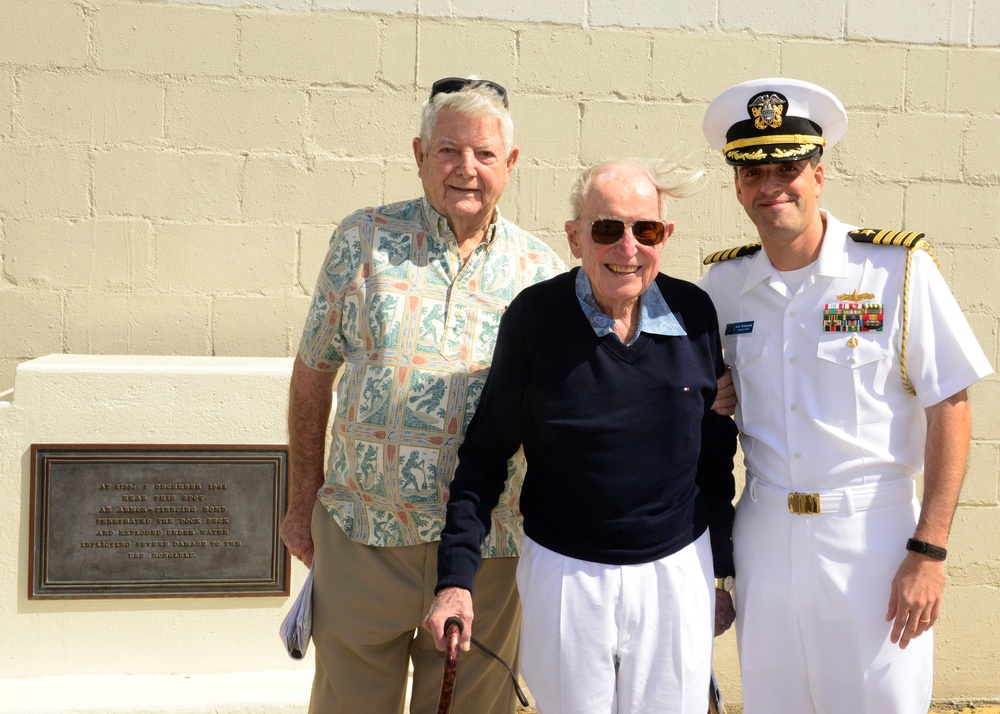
[29,444,290,600]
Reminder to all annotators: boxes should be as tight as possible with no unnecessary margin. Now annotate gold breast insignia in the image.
[835,290,875,301]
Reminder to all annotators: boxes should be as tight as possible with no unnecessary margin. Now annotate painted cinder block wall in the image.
[1,0,998,705]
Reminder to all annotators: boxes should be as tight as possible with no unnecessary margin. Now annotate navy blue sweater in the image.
[437,268,738,593]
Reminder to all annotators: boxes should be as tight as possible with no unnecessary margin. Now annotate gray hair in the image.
[570,158,705,220]
[418,79,514,156]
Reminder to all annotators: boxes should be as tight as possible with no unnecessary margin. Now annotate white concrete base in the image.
[0,356,324,714]
[0,671,313,714]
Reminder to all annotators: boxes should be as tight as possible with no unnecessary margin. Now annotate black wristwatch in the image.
[906,538,947,561]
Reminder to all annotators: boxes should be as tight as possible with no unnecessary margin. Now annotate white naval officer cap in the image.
[702,78,847,166]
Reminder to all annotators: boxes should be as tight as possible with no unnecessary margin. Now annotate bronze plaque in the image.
[30,444,290,599]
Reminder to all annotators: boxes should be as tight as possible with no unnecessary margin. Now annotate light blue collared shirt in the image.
[574,269,686,345]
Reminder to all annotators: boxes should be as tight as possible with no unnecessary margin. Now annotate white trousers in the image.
[734,478,933,714]
[516,532,715,714]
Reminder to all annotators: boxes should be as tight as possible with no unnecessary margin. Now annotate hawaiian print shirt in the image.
[299,197,565,556]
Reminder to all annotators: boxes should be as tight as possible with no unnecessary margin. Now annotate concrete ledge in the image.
[0,670,312,714]
[1,356,310,712]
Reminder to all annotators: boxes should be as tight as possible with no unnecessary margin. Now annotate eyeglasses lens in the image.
[590,220,664,246]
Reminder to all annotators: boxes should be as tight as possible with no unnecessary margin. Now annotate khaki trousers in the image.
[309,500,522,714]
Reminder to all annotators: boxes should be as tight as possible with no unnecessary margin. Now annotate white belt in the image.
[746,473,916,515]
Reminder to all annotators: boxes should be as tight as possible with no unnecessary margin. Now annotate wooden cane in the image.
[437,616,463,714]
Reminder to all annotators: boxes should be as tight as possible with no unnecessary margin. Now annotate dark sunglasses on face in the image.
[430,77,509,108]
[588,219,666,246]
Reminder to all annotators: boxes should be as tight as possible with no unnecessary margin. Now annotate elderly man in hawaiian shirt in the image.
[279,77,565,714]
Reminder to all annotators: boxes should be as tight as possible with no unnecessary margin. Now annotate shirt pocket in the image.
[815,333,894,425]
[724,333,770,429]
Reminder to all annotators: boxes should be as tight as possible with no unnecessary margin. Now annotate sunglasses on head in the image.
[588,219,666,246]
[430,77,509,108]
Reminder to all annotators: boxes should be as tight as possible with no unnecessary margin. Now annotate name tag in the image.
[725,321,754,335]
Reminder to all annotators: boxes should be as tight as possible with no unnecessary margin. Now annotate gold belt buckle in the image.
[788,492,821,514]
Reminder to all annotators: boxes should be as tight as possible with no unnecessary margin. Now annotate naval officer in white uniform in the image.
[698,78,993,713]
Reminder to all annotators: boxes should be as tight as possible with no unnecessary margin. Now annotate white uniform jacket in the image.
[698,210,992,492]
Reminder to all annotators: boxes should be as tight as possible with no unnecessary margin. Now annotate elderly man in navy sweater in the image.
[424,158,739,714]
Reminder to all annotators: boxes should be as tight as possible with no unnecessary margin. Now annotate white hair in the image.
[418,78,514,156]
[569,158,706,220]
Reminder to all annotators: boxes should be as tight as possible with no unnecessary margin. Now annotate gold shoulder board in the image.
[703,243,762,265]
[848,228,926,248]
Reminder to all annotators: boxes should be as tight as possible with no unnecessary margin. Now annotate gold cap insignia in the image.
[749,92,786,130]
